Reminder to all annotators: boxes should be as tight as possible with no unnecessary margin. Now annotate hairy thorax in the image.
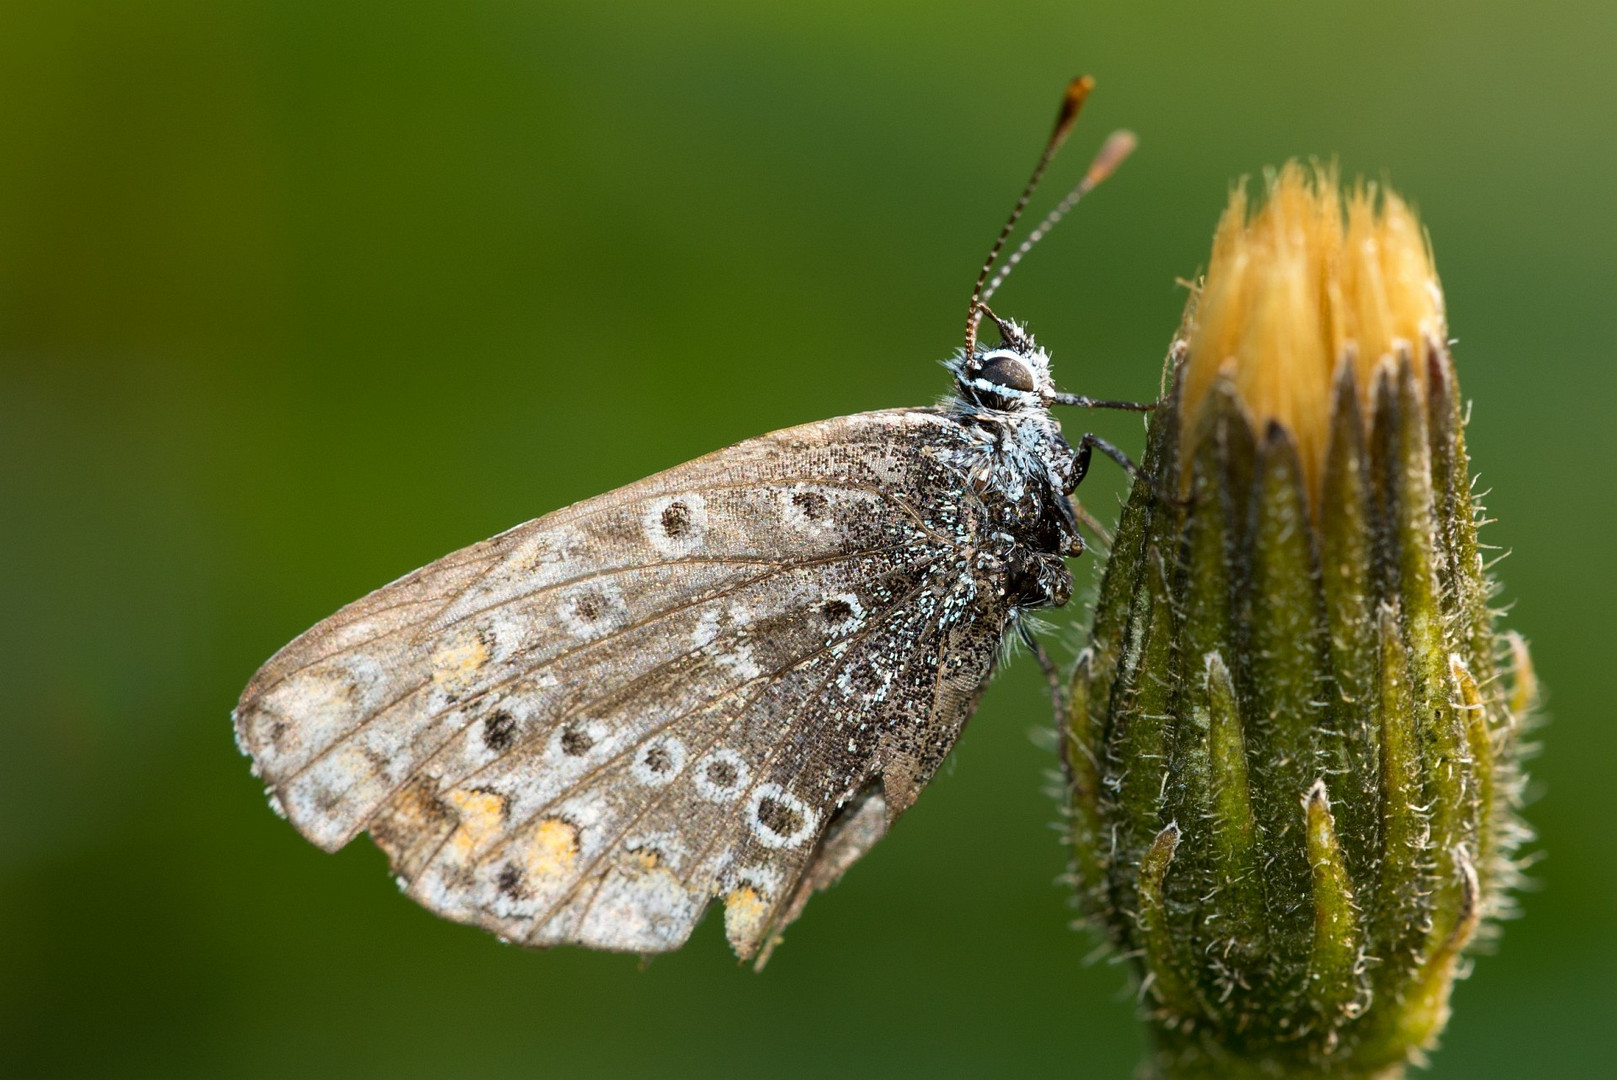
[937,402,1079,613]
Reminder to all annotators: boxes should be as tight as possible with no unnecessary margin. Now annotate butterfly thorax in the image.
[941,326,1081,613]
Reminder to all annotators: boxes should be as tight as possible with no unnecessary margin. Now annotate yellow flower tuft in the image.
[1180,164,1445,501]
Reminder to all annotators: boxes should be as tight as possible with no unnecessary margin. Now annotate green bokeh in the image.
[3,2,1612,1076]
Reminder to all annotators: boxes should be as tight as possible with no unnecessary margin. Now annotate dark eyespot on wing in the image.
[756,796,803,837]
[660,501,692,537]
[482,710,517,753]
[496,863,524,898]
[559,724,594,757]
[791,490,829,519]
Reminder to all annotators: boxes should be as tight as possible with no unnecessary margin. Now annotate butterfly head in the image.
[950,318,1056,414]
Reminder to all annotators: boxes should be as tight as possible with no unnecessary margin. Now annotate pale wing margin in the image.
[234,407,994,955]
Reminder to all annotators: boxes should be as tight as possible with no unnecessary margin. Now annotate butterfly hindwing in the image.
[234,409,1011,958]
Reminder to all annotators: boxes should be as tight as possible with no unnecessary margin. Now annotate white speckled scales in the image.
[235,408,1023,961]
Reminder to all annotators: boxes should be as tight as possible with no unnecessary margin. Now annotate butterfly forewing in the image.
[235,409,1011,958]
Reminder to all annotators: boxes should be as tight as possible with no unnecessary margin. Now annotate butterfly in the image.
[233,76,1152,966]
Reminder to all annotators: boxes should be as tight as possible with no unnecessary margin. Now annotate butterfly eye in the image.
[975,352,1037,393]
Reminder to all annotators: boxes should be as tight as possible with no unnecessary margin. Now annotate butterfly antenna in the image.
[981,128,1137,305]
[965,75,1095,360]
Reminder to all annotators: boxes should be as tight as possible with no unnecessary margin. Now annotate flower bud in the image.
[1064,165,1535,1078]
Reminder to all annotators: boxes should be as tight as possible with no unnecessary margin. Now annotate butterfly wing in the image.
[234,408,1010,959]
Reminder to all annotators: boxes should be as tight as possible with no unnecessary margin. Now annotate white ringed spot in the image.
[780,486,833,531]
[546,718,616,765]
[693,748,750,803]
[631,736,687,787]
[645,494,707,555]
[821,592,866,635]
[558,580,627,638]
[747,783,819,849]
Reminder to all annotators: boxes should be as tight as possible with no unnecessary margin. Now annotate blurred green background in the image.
[3,1,1613,1076]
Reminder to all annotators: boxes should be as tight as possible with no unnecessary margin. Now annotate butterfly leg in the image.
[1018,620,1067,731]
[1066,495,1115,554]
[1074,432,1190,508]
[1073,431,1138,484]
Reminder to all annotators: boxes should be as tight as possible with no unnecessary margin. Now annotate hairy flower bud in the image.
[1064,165,1535,1079]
